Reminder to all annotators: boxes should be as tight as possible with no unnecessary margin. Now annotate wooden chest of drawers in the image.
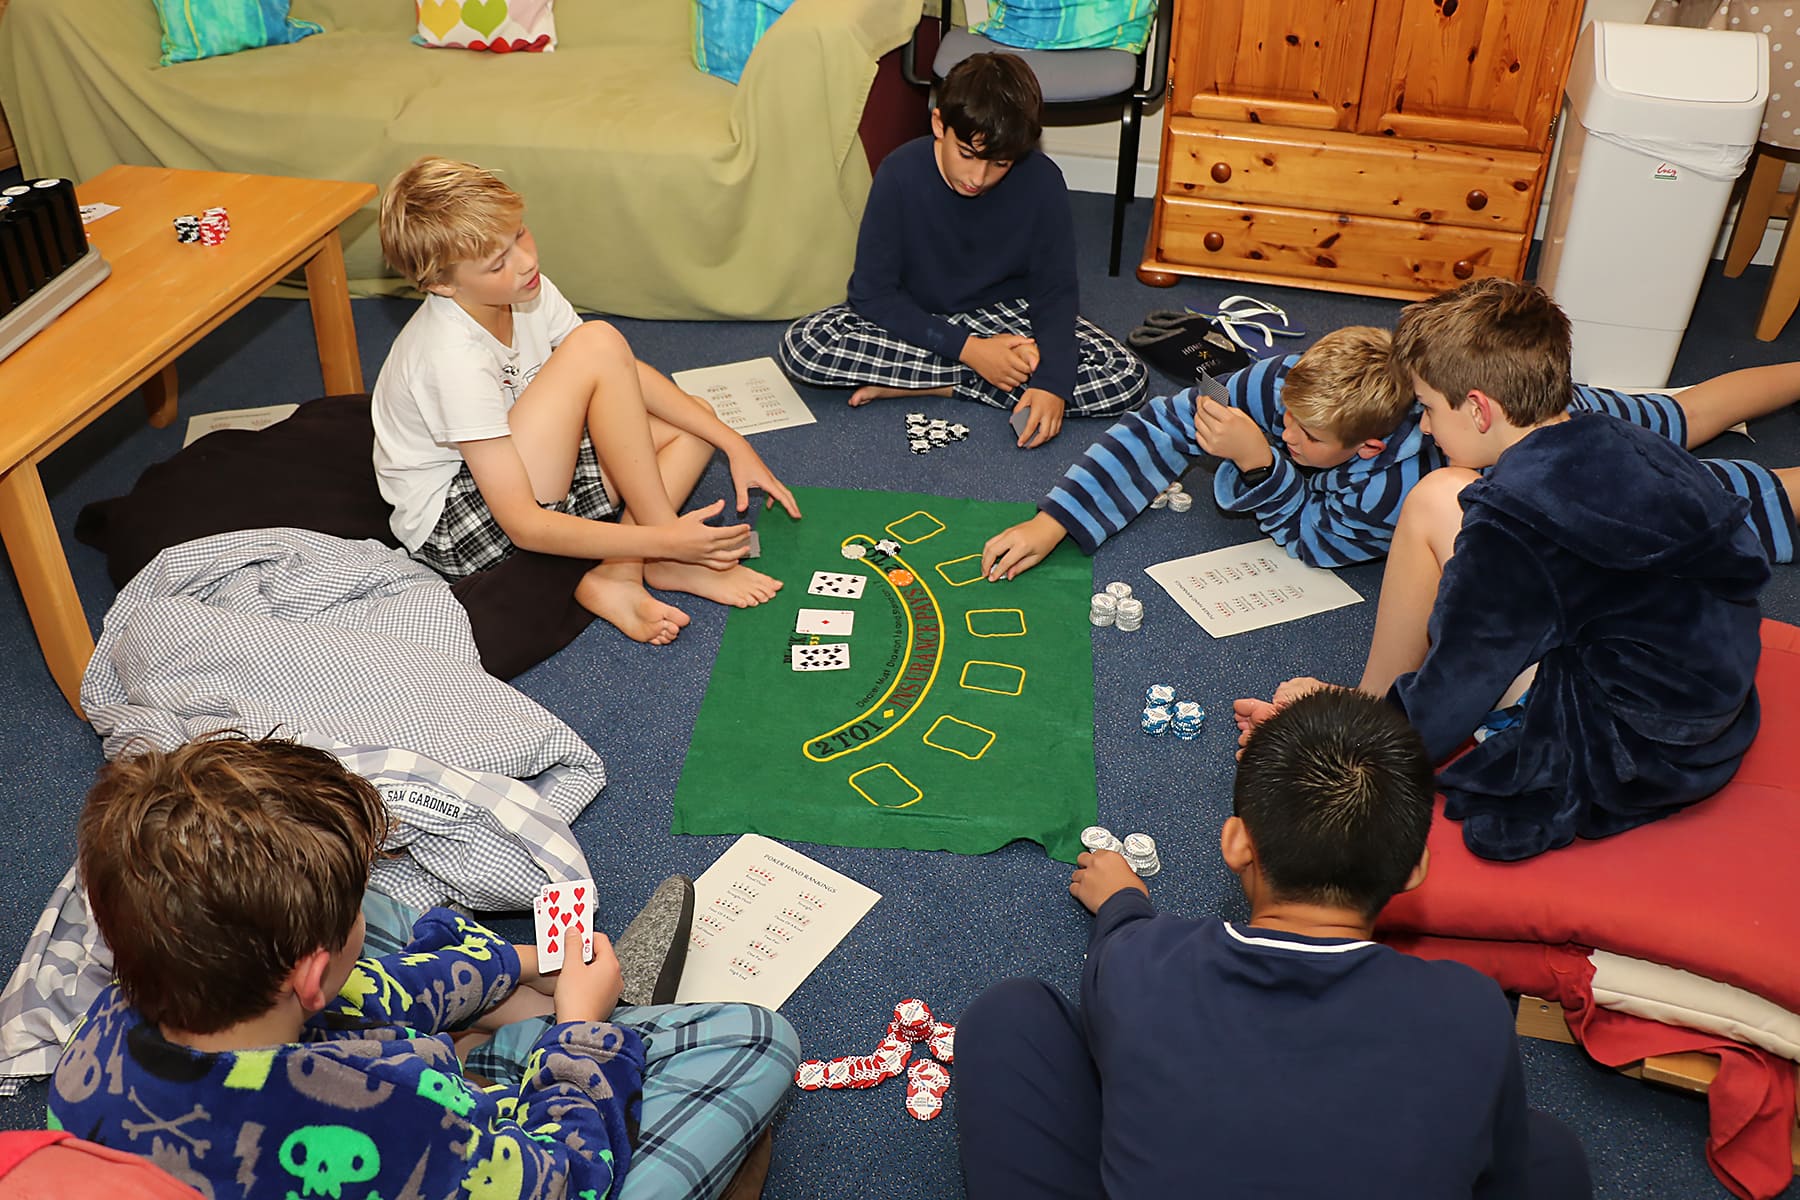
[1140,0,1586,300]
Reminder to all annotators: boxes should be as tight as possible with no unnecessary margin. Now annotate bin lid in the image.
[1567,22,1770,142]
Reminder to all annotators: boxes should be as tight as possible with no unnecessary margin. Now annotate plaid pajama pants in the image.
[362,892,800,1200]
[414,433,617,579]
[778,300,1148,417]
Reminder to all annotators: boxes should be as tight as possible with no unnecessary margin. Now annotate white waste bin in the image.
[1537,21,1768,389]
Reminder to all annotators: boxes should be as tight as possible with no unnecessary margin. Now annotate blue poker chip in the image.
[1141,705,1172,735]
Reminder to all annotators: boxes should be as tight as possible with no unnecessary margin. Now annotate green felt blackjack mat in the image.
[672,486,1097,861]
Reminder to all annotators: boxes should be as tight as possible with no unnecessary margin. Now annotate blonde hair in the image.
[1393,278,1573,426]
[1280,326,1409,445]
[378,155,524,290]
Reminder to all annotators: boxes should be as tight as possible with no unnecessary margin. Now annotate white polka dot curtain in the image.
[1648,0,1798,149]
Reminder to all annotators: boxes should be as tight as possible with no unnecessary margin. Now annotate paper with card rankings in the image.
[1145,538,1363,637]
[675,834,880,1010]
[183,404,299,446]
[671,357,816,436]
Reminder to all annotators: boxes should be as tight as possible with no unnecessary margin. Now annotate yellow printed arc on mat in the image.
[802,538,946,763]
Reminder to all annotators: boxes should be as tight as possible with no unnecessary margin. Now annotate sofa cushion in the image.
[691,0,796,84]
[152,0,321,66]
[971,0,1157,55]
[73,395,596,681]
[415,0,558,53]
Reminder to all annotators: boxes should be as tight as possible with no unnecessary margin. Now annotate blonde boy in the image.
[982,326,1432,577]
[373,156,800,645]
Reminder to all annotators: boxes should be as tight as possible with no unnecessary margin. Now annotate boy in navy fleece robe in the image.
[1237,279,1767,861]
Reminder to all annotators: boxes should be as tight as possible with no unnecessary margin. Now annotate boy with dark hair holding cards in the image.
[777,52,1146,449]
[51,736,798,1200]
[955,689,1592,1199]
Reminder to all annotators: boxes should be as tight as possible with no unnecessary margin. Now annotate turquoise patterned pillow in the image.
[152,0,324,66]
[971,0,1156,55]
[690,0,797,85]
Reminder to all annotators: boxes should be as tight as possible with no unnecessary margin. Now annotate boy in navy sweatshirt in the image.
[777,52,1146,449]
[955,688,1592,1199]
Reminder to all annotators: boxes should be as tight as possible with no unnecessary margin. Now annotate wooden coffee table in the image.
[0,166,376,714]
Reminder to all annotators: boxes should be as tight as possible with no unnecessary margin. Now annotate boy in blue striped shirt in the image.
[981,325,1800,579]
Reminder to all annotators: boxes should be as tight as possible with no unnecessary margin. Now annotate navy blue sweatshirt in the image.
[847,136,1079,402]
[1082,890,1532,1197]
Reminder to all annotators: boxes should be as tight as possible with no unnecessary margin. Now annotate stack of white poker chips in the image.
[1080,825,1124,854]
[1090,592,1118,627]
[1114,597,1144,632]
[1172,701,1206,740]
[1122,833,1162,877]
[1150,481,1192,511]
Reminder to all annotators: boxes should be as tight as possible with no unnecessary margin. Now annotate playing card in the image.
[745,531,761,560]
[1009,405,1031,439]
[792,643,851,672]
[808,571,866,599]
[1197,369,1231,406]
[535,878,597,969]
[796,608,854,636]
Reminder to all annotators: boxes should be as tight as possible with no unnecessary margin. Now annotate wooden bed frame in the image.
[1517,995,1800,1168]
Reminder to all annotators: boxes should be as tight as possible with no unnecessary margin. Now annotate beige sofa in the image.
[0,0,922,319]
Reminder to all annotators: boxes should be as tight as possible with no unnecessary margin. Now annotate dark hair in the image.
[1392,277,1574,426]
[78,736,388,1034]
[1233,689,1435,917]
[936,52,1043,162]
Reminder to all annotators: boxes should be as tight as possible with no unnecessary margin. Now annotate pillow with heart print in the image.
[414,0,556,52]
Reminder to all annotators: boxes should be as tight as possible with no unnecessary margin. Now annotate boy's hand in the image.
[1273,676,1331,708]
[725,445,802,520]
[663,501,751,568]
[1194,396,1275,474]
[981,511,1067,581]
[1069,850,1148,914]
[553,932,624,1024]
[1013,389,1065,449]
[962,334,1037,392]
[1232,696,1280,754]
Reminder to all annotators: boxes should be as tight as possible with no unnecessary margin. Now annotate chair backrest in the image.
[911,0,1175,106]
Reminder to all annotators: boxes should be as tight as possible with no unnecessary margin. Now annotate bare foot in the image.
[848,384,951,408]
[645,561,784,607]
[576,572,691,645]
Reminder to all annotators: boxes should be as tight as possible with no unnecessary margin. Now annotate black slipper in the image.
[1127,319,1251,384]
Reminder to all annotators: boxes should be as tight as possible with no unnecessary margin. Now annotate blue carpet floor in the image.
[2,185,1798,1198]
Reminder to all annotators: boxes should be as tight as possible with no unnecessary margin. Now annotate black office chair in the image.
[901,0,1174,277]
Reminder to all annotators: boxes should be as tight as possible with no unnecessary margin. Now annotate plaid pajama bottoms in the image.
[362,891,800,1200]
[414,433,617,579]
[778,300,1148,417]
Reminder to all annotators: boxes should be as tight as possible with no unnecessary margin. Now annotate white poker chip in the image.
[841,544,868,560]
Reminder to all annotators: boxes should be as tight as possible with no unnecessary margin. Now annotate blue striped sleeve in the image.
[1039,388,1203,553]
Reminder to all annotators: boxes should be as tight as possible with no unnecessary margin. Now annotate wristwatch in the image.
[1239,462,1274,488]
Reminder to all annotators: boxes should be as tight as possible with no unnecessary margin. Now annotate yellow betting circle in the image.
[933,553,988,587]
[965,608,1027,638]
[959,660,1026,696]
[922,714,997,761]
[849,762,924,809]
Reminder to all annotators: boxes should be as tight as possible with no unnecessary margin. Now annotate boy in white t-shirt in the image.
[372,156,801,645]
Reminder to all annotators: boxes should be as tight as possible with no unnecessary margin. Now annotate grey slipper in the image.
[615,875,695,1007]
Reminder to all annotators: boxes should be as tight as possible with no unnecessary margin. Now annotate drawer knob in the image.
[1465,189,1489,211]
[1210,162,1232,183]
[1453,259,1475,280]
[1204,232,1225,252]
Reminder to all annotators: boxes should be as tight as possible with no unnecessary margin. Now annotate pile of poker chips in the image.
[793,997,957,1121]
[1091,580,1142,631]
[173,206,230,246]
[904,411,971,455]
[1081,825,1162,877]
[1142,684,1205,739]
[1148,480,1193,513]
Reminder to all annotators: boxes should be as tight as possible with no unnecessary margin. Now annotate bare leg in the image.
[849,384,954,408]
[630,367,783,607]
[1358,468,1478,697]
[1672,362,1800,447]
[1777,467,1800,495]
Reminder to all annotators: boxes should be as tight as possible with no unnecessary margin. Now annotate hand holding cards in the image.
[534,878,597,970]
